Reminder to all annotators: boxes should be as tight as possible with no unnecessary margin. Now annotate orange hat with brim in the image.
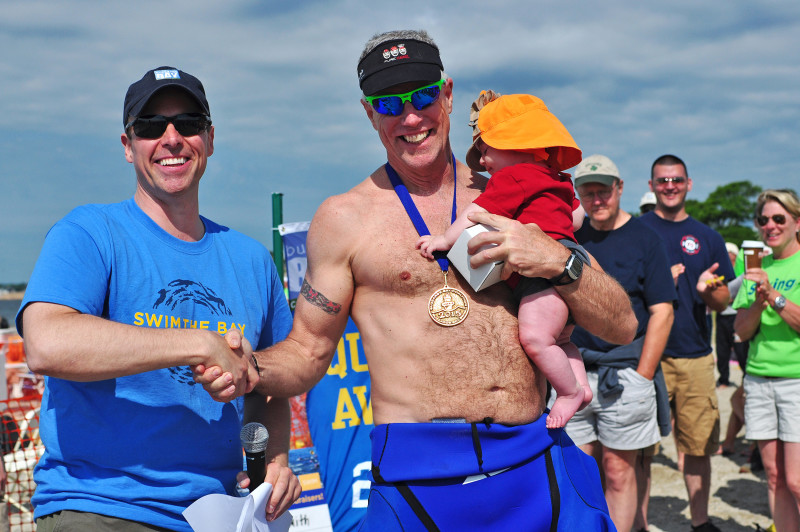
[470,94,582,172]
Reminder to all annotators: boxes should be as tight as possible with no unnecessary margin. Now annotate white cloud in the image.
[2,0,800,280]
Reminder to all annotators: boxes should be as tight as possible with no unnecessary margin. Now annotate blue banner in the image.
[279,222,311,311]
[279,221,372,532]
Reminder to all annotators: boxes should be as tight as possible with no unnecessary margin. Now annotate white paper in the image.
[183,482,293,532]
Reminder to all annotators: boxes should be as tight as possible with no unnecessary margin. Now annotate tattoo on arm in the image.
[300,279,342,315]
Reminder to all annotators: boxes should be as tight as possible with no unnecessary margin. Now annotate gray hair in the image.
[361,71,448,99]
[359,29,438,64]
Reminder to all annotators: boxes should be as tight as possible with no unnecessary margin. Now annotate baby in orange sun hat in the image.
[417,92,590,428]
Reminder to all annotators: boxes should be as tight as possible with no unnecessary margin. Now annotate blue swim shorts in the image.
[359,415,615,531]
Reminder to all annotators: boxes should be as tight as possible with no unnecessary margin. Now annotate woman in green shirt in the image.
[734,189,800,531]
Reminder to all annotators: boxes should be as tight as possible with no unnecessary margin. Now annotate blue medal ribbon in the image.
[385,153,458,274]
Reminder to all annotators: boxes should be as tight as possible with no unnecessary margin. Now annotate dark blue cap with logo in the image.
[123,66,210,125]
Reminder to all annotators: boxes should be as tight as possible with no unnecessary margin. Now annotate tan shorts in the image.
[662,353,720,456]
[639,441,660,458]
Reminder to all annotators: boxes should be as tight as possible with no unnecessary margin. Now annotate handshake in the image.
[192,328,259,402]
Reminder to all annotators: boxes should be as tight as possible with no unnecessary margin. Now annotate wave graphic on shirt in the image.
[153,279,233,315]
[152,279,232,385]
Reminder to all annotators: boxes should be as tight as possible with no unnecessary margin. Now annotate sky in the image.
[2,0,799,282]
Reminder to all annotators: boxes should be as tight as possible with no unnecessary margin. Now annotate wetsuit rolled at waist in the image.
[360,415,616,531]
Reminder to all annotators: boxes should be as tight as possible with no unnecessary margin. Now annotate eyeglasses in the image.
[579,185,616,202]
[756,214,787,226]
[364,80,445,116]
[125,113,211,139]
[653,176,687,186]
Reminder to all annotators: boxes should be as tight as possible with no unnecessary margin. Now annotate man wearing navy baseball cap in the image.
[17,67,300,531]
[123,66,210,125]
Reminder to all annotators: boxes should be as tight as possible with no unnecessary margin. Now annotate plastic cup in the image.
[741,240,765,270]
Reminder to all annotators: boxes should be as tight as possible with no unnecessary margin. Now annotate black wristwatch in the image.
[549,249,584,286]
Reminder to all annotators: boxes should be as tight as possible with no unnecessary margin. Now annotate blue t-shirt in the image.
[17,198,292,531]
[639,212,734,358]
[573,217,676,351]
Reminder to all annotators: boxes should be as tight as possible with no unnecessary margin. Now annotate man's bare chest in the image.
[352,216,449,299]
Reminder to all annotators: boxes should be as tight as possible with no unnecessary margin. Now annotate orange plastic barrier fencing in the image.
[1,396,43,531]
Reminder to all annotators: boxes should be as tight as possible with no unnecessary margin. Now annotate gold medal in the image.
[385,156,468,326]
[428,272,469,326]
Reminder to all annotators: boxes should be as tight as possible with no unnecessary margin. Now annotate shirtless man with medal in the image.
[197,30,636,530]
[385,153,469,326]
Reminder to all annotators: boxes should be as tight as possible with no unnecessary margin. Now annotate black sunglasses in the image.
[125,113,211,139]
[756,214,787,227]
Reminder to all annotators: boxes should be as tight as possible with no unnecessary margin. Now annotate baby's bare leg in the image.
[518,288,584,428]
[558,324,592,410]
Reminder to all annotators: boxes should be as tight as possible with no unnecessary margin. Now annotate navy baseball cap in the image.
[123,66,210,125]
[357,39,443,96]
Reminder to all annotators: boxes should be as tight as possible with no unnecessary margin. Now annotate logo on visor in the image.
[154,70,180,81]
[382,44,409,62]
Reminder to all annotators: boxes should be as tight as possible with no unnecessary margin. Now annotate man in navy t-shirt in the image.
[557,154,676,531]
[640,154,734,532]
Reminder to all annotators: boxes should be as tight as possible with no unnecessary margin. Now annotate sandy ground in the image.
[645,362,772,532]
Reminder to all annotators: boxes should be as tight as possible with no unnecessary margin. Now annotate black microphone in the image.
[240,422,269,492]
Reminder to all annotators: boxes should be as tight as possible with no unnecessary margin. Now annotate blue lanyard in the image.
[385,154,457,273]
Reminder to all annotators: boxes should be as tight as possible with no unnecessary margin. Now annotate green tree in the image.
[686,181,762,243]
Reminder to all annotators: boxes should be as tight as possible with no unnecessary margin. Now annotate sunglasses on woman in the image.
[756,214,787,226]
[125,113,212,139]
[365,80,445,116]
